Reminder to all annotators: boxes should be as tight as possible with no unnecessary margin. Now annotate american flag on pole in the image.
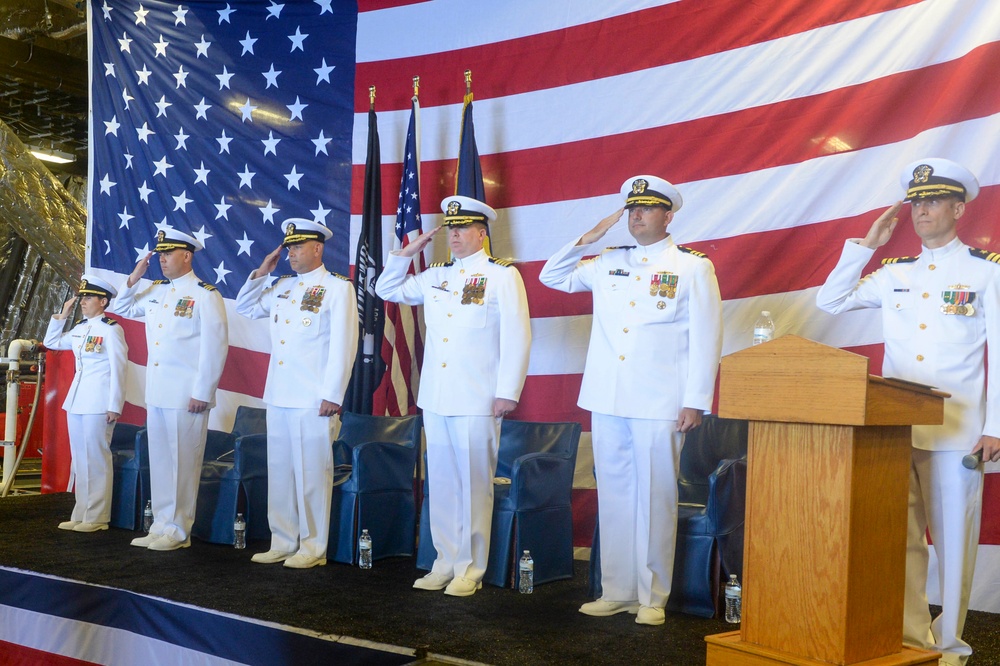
[86,0,1000,611]
[372,96,424,418]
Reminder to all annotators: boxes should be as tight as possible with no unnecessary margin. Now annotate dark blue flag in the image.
[88,0,358,298]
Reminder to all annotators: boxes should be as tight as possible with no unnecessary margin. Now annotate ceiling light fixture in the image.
[28,145,76,164]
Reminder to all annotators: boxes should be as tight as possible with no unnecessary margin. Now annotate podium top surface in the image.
[718,335,946,426]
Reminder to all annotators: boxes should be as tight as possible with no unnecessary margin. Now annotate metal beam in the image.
[0,35,86,98]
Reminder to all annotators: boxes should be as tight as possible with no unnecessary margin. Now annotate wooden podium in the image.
[704,336,944,666]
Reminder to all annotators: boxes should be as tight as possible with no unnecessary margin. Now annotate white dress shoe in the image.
[283,554,326,569]
[73,522,109,533]
[147,534,191,551]
[412,572,453,591]
[130,533,161,548]
[251,549,295,564]
[58,521,80,531]
[579,599,641,617]
[635,605,665,626]
[443,577,482,597]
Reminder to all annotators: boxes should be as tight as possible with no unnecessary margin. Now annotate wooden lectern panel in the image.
[741,422,911,664]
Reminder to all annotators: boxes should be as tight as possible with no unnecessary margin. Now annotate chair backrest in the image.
[337,412,422,449]
[232,406,267,439]
[677,415,748,501]
[495,419,582,478]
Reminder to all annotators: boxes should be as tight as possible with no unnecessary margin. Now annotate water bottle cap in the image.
[761,311,770,317]
[730,574,737,581]
[523,550,529,554]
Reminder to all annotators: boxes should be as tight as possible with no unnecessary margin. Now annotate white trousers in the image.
[903,448,983,666]
[592,413,683,609]
[146,406,209,541]
[264,408,337,559]
[66,413,114,524]
[423,411,501,582]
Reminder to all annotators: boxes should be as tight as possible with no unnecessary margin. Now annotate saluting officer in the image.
[376,195,532,597]
[235,218,357,569]
[112,227,229,552]
[45,275,128,533]
[539,175,723,626]
[817,158,1000,666]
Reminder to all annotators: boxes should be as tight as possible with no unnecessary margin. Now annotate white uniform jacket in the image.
[235,265,358,408]
[112,270,228,409]
[816,237,1000,450]
[539,235,723,419]
[44,314,128,415]
[375,249,531,416]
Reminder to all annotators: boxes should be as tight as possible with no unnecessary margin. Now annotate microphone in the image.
[962,450,983,470]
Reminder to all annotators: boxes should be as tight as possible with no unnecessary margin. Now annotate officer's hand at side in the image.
[127,252,154,287]
[972,435,1000,464]
[676,408,703,433]
[188,398,208,414]
[578,208,625,246]
[398,227,441,258]
[494,398,517,418]
[319,400,340,417]
[859,202,903,250]
[106,411,120,424]
[254,245,283,278]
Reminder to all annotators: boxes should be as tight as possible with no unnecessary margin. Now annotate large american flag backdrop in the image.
[84,0,1000,610]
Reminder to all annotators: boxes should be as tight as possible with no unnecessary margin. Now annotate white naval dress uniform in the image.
[112,270,228,542]
[539,234,723,609]
[44,314,128,525]
[235,265,358,559]
[375,248,531,583]
[817,236,1000,665]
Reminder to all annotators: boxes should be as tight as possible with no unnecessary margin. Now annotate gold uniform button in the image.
[635,276,641,281]
[155,342,160,346]
[447,313,453,317]
[929,264,936,271]
[453,291,458,296]
[460,269,465,274]
[443,338,449,343]
[278,361,284,366]
[629,301,636,307]
[922,292,930,299]
[623,328,629,333]
[171,288,176,293]
[619,355,625,361]
[285,319,290,324]
[158,323,163,328]
[441,362,447,368]
[291,299,297,304]
[280,340,285,345]
[153,362,159,367]
[919,323,927,330]
[299,282,304,286]
[916,355,924,362]
[163,304,168,309]
[641,257,648,263]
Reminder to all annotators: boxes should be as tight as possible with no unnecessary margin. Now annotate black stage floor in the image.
[3,494,999,665]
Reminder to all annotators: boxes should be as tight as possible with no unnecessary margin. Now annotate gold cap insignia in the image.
[156,230,166,243]
[446,200,461,216]
[631,179,649,195]
[285,222,296,237]
[913,165,933,184]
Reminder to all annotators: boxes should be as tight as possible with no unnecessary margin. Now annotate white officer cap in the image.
[900,158,979,203]
[78,274,118,299]
[280,218,333,246]
[440,195,497,226]
[620,175,683,213]
[153,226,203,252]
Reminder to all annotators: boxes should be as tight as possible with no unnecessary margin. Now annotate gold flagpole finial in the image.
[464,69,472,96]
[368,85,376,110]
[412,76,420,99]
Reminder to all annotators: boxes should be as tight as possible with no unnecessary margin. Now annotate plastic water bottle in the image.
[142,501,153,533]
[725,574,742,623]
[519,550,534,594]
[233,513,246,550]
[752,310,775,346]
[359,529,373,569]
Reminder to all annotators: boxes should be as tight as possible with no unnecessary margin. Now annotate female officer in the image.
[44,275,128,532]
